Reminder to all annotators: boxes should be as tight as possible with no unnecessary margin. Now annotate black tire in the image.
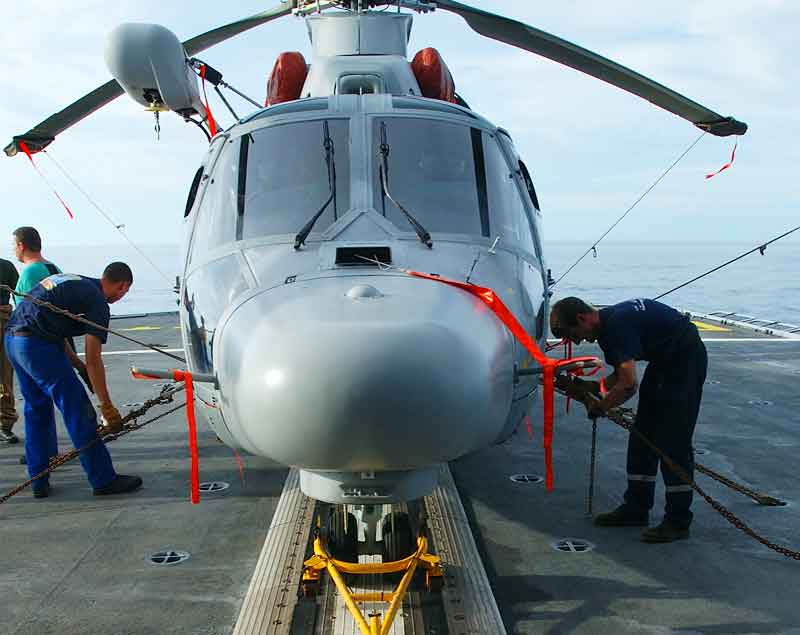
[425,571,444,593]
[328,509,359,562]
[381,512,414,562]
[301,580,320,597]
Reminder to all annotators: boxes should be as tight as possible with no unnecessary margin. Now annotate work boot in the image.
[0,428,19,444]
[593,504,649,527]
[32,481,50,499]
[641,519,690,543]
[93,474,143,496]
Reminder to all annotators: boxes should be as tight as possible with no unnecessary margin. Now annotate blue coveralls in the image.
[5,274,116,491]
[598,299,708,529]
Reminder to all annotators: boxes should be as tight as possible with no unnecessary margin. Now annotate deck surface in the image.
[1,313,798,634]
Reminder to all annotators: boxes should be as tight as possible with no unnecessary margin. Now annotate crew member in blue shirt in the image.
[5,262,142,498]
[550,297,707,542]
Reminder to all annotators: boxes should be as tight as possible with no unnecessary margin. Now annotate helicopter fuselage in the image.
[180,90,547,504]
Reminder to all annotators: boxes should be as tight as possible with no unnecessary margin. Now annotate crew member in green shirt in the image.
[13,226,62,297]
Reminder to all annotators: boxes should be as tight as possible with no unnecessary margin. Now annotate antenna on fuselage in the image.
[465,236,500,285]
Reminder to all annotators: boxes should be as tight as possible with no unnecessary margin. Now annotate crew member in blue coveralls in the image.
[4,263,142,498]
[549,297,707,542]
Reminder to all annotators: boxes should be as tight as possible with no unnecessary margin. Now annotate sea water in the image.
[34,240,799,326]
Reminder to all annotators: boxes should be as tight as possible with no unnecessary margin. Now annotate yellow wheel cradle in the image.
[302,533,444,635]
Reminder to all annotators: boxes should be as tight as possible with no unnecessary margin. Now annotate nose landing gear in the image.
[302,505,444,634]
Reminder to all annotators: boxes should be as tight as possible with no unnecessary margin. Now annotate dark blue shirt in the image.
[7,274,110,344]
[598,299,689,366]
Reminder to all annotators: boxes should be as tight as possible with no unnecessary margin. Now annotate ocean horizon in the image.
[23,239,799,326]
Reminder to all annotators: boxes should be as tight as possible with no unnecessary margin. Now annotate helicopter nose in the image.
[215,275,514,471]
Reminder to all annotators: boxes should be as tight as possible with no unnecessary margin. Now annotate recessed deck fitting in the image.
[748,399,774,406]
[148,550,190,566]
[198,481,230,493]
[509,474,544,484]
[121,402,144,409]
[551,538,595,553]
[694,447,709,456]
[706,380,721,385]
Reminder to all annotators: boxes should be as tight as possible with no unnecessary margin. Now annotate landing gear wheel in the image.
[381,511,414,562]
[328,508,359,562]
[425,570,444,593]
[301,579,320,597]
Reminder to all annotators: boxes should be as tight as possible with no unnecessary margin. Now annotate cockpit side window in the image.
[184,167,204,218]
[372,118,487,237]
[483,138,536,254]
[189,139,240,262]
[241,119,350,239]
[518,160,540,211]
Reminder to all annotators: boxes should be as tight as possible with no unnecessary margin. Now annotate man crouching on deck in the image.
[4,262,142,498]
[549,297,707,542]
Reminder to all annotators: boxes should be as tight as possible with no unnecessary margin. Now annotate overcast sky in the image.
[1,0,798,251]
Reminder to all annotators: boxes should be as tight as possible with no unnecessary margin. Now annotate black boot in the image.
[641,519,690,543]
[93,474,143,496]
[0,428,19,444]
[593,503,649,527]
[33,481,50,499]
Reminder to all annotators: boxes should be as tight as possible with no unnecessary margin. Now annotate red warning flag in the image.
[171,369,201,504]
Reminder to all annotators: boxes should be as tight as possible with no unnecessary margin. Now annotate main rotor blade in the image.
[435,0,747,136]
[4,3,294,157]
[182,3,293,56]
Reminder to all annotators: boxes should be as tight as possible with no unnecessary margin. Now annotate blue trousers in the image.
[5,334,116,490]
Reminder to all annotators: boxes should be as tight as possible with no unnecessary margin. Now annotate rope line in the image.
[43,150,175,287]
[552,132,707,288]
[0,284,185,363]
[654,224,800,300]
[557,378,799,560]
[1,387,186,505]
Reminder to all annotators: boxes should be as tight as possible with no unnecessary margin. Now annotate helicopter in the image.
[5,0,746,507]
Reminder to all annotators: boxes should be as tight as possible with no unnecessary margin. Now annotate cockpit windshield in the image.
[242,118,350,239]
[371,118,537,254]
[372,118,487,237]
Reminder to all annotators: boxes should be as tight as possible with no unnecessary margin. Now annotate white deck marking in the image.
[701,338,800,343]
[77,348,185,357]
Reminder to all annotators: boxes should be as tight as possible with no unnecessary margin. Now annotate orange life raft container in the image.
[411,47,457,103]
[266,52,308,106]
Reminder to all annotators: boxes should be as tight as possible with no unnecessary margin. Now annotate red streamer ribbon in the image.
[18,141,74,220]
[232,449,246,487]
[406,270,599,490]
[172,369,200,504]
[524,414,533,440]
[564,340,573,414]
[705,140,737,179]
[199,65,218,138]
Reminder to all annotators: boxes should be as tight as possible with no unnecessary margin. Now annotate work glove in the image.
[556,376,602,400]
[99,403,124,435]
[77,365,94,394]
[580,380,603,397]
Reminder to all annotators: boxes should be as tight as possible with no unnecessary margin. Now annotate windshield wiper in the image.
[294,120,338,250]
[379,122,433,249]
